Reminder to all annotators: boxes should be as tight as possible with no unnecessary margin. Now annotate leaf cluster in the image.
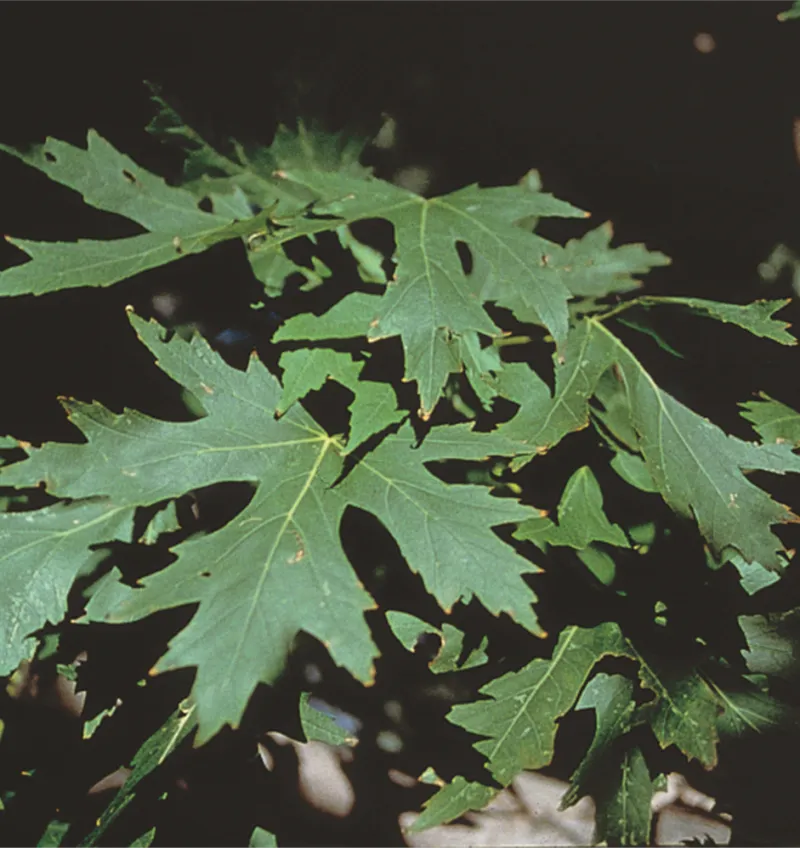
[1,87,799,846]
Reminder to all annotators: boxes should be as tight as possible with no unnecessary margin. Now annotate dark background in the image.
[1,3,799,846]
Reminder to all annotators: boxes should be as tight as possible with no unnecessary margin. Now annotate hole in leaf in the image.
[198,196,213,214]
[455,241,473,275]
[122,169,137,184]
[44,151,57,163]
[200,571,211,578]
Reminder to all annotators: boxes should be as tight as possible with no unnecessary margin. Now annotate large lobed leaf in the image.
[0,312,541,741]
[274,168,588,416]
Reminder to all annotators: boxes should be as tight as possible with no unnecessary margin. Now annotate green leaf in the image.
[548,221,670,298]
[0,500,134,676]
[386,611,489,673]
[627,296,796,346]
[406,776,496,833]
[335,423,543,634]
[501,318,800,570]
[516,466,629,550]
[138,502,180,545]
[778,1,800,21]
[37,820,70,847]
[560,673,638,811]
[0,124,321,298]
[2,313,541,741]
[448,624,718,784]
[495,322,617,466]
[277,169,586,415]
[446,623,631,784]
[707,678,795,737]
[83,699,121,740]
[298,692,357,747]
[631,652,718,767]
[722,551,781,595]
[80,702,197,847]
[575,546,618,586]
[248,827,278,848]
[277,348,405,452]
[592,367,643,451]
[593,746,654,847]
[129,829,156,848]
[740,392,800,447]
[739,609,800,682]
[273,292,381,343]
[0,131,232,233]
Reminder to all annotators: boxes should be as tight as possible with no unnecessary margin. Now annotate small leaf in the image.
[138,502,180,545]
[406,776,496,833]
[610,451,659,493]
[633,296,796,346]
[740,392,800,447]
[722,551,781,595]
[708,678,795,737]
[739,609,800,682]
[778,2,800,21]
[273,292,381,342]
[248,827,278,848]
[299,692,357,747]
[548,466,629,549]
[386,611,489,673]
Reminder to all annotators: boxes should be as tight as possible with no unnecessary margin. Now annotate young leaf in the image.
[0,500,134,676]
[721,551,781,595]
